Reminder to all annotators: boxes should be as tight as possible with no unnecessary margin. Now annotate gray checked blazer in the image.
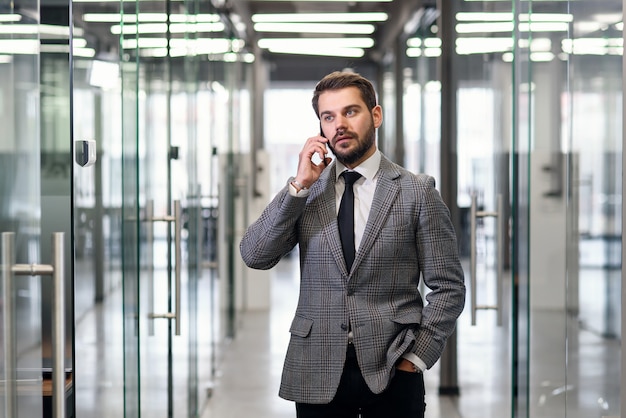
[239,154,466,404]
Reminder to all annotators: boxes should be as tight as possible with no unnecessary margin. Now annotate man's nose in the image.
[334,115,347,132]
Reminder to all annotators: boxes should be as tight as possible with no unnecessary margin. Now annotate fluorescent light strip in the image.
[406,47,441,58]
[0,39,38,54]
[38,44,95,57]
[267,46,364,58]
[111,22,224,35]
[456,22,513,33]
[258,37,374,49]
[520,22,569,32]
[406,37,441,48]
[74,0,185,3]
[251,12,387,23]
[249,0,390,2]
[530,52,554,62]
[122,37,234,53]
[254,22,375,34]
[456,37,513,54]
[456,12,573,23]
[83,13,220,23]
[456,12,513,22]
[457,21,569,33]
[0,24,84,37]
[0,15,22,22]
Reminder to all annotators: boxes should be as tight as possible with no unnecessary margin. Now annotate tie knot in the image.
[341,171,362,186]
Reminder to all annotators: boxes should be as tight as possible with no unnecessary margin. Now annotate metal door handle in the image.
[147,200,182,335]
[470,194,504,326]
[2,232,66,418]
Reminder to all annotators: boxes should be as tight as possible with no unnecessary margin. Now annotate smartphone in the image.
[318,123,329,165]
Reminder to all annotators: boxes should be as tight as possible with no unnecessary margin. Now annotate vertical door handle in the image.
[2,232,66,418]
[147,200,182,335]
[146,200,155,336]
[470,194,504,326]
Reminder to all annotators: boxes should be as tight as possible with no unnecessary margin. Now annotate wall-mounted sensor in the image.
[75,139,97,167]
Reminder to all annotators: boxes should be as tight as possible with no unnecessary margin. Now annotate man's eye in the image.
[324,115,333,122]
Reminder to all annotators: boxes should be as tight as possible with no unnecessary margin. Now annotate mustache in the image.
[332,129,356,141]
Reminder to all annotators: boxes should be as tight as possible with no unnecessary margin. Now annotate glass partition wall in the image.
[404,1,623,417]
[1,2,47,416]
[71,1,251,417]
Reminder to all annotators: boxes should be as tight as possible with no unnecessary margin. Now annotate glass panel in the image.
[0,1,44,409]
[567,1,622,414]
[0,0,69,415]
[121,19,141,418]
[404,15,441,182]
[443,1,514,415]
[518,1,622,417]
[71,0,125,413]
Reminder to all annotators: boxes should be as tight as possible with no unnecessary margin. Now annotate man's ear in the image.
[372,105,383,128]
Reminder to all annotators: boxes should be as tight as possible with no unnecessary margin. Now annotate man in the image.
[240,71,465,417]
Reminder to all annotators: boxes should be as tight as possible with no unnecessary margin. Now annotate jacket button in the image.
[340,323,348,331]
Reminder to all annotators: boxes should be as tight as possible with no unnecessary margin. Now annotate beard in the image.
[328,118,376,167]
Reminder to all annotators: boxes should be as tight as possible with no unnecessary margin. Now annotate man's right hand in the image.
[294,134,332,188]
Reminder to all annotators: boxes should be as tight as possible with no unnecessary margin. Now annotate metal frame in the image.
[2,232,65,418]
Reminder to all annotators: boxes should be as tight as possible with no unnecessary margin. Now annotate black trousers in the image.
[295,345,426,418]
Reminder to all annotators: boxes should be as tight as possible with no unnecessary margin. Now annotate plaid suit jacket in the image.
[240,154,466,404]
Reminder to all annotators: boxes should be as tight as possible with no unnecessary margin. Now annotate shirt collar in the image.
[335,150,381,182]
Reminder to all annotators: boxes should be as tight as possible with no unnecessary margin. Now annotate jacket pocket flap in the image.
[392,311,422,325]
[289,315,314,337]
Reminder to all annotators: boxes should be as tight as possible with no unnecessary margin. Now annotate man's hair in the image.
[312,71,377,118]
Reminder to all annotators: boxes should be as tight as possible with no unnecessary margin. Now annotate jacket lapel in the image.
[352,156,401,270]
[313,164,350,275]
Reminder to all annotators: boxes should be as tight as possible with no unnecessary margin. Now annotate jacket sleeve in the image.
[411,175,466,368]
[239,184,308,270]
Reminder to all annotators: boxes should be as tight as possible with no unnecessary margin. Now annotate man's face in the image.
[318,86,383,168]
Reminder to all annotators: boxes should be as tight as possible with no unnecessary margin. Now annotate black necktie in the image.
[338,171,362,271]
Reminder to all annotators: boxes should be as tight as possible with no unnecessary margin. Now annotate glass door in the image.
[1,0,74,416]
[118,0,221,416]
[433,1,622,417]
[0,4,45,415]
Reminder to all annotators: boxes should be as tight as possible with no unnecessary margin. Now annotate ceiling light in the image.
[530,52,554,62]
[406,38,441,48]
[265,46,365,58]
[248,0,391,2]
[0,24,83,37]
[258,37,374,49]
[456,12,513,21]
[562,37,623,55]
[406,47,441,58]
[254,22,375,34]
[251,12,387,23]
[456,22,513,33]
[83,13,220,23]
[519,22,569,32]
[0,15,21,22]
[455,37,513,54]
[456,12,573,23]
[111,22,224,35]
[456,21,569,33]
[0,39,39,54]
